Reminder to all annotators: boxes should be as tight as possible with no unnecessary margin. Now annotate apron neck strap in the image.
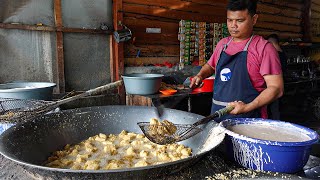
[223,34,254,51]
[223,37,233,51]
[243,34,254,51]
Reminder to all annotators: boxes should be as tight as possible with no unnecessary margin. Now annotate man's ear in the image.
[252,14,258,25]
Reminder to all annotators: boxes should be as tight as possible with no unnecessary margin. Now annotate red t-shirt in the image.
[207,35,282,118]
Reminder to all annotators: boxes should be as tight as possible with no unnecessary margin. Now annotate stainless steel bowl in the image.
[122,74,164,95]
[0,82,56,100]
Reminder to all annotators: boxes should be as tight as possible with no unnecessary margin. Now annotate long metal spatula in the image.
[138,106,234,145]
[151,87,193,118]
[0,80,123,123]
[151,78,201,118]
[151,97,165,118]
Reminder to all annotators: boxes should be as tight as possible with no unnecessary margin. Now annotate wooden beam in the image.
[60,27,111,34]
[109,34,116,93]
[0,23,111,34]
[113,0,125,104]
[54,0,65,93]
[0,23,55,31]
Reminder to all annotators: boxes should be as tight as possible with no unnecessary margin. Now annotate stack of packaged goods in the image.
[179,20,229,68]
[178,20,197,69]
[189,21,197,66]
[221,23,229,38]
[178,20,188,69]
[198,22,206,66]
[204,23,214,66]
[212,23,222,65]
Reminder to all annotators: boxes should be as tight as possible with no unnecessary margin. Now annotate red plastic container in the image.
[190,76,214,92]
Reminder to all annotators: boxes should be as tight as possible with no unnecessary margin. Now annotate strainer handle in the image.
[193,106,234,126]
[55,80,123,106]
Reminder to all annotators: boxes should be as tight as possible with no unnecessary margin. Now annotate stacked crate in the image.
[179,20,229,68]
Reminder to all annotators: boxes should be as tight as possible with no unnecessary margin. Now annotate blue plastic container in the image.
[220,118,319,173]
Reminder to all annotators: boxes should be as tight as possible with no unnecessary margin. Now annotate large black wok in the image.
[0,105,224,179]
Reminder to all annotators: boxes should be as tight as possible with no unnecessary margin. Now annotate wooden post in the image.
[303,0,311,42]
[112,0,125,104]
[54,0,65,93]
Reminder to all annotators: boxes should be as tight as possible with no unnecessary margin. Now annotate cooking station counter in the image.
[1,146,319,179]
[126,90,213,116]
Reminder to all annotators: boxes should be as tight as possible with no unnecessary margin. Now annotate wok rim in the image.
[121,73,164,79]
[0,82,56,92]
[0,106,220,174]
[0,150,205,173]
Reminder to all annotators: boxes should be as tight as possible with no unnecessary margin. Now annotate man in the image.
[266,34,287,120]
[190,0,284,122]
[267,34,287,75]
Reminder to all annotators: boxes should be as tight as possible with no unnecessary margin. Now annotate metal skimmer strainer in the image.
[138,106,234,145]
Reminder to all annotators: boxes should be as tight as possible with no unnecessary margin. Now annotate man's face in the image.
[227,9,258,41]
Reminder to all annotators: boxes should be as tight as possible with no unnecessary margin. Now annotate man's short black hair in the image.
[227,0,258,16]
[266,34,280,43]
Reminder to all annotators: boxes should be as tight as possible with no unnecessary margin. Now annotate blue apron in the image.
[212,35,261,122]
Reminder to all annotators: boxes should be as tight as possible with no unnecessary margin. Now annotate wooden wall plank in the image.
[124,17,179,45]
[257,4,302,18]
[123,17,178,35]
[311,13,320,19]
[254,29,303,39]
[131,32,179,45]
[125,44,179,57]
[122,3,225,22]
[312,0,320,7]
[180,0,227,7]
[123,0,227,17]
[311,0,320,42]
[255,22,302,33]
[258,14,301,26]
[311,3,320,14]
[259,0,303,10]
[125,57,179,66]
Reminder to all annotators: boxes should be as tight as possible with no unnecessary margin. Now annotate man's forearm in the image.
[245,85,283,112]
[196,63,215,79]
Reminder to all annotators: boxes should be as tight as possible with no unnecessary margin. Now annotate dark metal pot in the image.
[0,106,224,179]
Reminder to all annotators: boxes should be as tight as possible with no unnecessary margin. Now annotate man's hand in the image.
[227,101,247,114]
[190,75,203,88]
[189,63,215,88]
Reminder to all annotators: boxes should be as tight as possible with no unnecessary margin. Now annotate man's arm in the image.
[228,74,284,114]
[190,63,215,88]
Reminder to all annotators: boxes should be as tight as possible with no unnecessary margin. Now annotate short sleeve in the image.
[207,37,229,68]
[260,43,282,76]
